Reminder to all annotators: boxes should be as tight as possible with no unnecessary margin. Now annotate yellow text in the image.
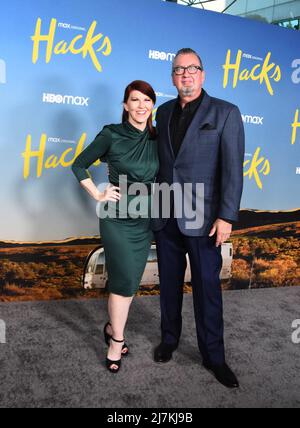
[22,133,100,179]
[223,50,281,96]
[31,18,112,72]
[291,109,300,145]
[244,147,271,190]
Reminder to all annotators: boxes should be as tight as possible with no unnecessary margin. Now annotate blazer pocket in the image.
[199,123,217,131]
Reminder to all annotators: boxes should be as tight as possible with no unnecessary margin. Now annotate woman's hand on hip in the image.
[97,185,121,203]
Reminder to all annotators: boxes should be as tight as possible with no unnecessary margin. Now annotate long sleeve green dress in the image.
[72,121,159,297]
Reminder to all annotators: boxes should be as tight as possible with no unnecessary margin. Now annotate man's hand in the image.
[209,219,232,247]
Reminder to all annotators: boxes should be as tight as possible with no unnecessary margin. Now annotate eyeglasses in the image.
[173,65,203,76]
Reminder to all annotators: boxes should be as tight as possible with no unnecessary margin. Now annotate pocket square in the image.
[200,123,216,131]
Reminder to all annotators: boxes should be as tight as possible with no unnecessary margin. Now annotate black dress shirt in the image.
[170,90,206,158]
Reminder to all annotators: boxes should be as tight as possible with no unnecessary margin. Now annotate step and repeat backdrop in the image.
[0,0,299,300]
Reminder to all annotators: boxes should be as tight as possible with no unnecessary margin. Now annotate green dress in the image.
[72,122,159,297]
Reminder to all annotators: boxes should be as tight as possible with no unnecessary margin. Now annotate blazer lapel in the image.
[166,100,177,159]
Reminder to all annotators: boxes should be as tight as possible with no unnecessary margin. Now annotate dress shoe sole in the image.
[154,355,173,364]
[203,364,239,389]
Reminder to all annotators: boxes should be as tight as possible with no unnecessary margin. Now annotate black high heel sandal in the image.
[104,322,129,357]
[106,337,124,374]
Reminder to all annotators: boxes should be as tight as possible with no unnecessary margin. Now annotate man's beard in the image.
[180,86,195,97]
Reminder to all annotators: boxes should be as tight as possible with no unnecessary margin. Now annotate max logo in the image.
[223,49,281,96]
[31,18,112,72]
[0,59,6,84]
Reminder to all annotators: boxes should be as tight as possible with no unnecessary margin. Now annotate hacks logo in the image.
[223,49,281,96]
[0,59,6,84]
[31,18,112,72]
[291,109,300,145]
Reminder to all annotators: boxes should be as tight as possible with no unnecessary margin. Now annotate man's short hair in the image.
[173,48,204,71]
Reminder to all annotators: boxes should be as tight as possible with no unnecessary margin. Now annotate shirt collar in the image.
[176,89,206,113]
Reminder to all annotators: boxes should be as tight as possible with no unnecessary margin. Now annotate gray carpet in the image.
[0,287,299,408]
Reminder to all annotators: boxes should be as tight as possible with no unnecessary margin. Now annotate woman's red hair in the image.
[122,80,157,139]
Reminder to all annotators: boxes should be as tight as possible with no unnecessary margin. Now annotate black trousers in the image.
[155,217,225,366]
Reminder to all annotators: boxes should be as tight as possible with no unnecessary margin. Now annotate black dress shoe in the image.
[154,343,177,363]
[106,337,125,374]
[104,322,129,357]
[203,361,239,389]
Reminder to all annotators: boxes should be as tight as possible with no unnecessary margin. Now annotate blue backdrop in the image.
[0,0,299,241]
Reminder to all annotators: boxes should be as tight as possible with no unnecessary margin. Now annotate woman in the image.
[72,81,159,373]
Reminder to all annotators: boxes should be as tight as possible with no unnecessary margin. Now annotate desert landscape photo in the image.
[0,210,299,302]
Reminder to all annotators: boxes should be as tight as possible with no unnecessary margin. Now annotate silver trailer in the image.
[83,242,233,290]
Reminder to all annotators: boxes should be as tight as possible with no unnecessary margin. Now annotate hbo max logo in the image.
[149,50,176,62]
[43,93,89,107]
[0,59,6,84]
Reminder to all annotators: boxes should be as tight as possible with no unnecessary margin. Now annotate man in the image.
[152,48,245,388]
